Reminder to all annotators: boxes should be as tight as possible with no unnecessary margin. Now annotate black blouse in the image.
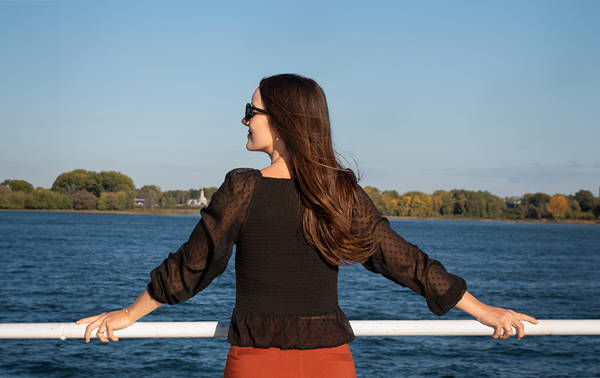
[147,168,467,349]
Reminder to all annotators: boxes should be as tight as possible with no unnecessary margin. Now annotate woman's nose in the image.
[241,117,249,126]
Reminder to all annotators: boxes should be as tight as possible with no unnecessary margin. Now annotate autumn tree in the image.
[72,190,98,210]
[381,190,402,215]
[364,186,385,214]
[404,191,434,217]
[546,194,568,219]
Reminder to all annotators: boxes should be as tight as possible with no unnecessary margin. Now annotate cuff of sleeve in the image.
[426,276,467,316]
[147,279,168,305]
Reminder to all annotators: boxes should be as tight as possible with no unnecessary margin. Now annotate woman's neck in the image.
[263,156,293,179]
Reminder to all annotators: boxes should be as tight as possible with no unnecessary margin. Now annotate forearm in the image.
[126,288,163,322]
[454,290,490,319]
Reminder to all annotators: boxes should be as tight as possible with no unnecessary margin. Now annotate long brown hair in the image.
[259,73,378,265]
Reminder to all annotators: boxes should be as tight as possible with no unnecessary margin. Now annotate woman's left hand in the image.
[455,291,538,340]
[475,305,538,340]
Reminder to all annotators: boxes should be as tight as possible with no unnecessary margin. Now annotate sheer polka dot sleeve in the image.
[357,185,467,316]
[147,168,260,305]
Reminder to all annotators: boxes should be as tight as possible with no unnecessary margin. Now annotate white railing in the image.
[0,320,599,340]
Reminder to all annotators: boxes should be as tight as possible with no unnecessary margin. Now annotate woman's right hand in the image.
[76,308,135,343]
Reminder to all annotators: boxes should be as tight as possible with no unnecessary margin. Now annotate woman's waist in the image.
[235,282,339,314]
[227,305,355,350]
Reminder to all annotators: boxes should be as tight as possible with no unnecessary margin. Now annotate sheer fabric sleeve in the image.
[356,185,467,316]
[146,168,260,305]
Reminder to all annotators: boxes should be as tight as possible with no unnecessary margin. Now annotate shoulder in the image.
[208,168,261,206]
[219,168,262,194]
[224,167,262,183]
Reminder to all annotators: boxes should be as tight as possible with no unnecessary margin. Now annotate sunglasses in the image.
[245,103,270,122]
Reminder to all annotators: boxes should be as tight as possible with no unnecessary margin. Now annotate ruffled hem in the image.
[227,306,355,350]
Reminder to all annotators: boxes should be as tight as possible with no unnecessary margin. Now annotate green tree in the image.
[0,192,28,209]
[160,196,177,209]
[2,179,34,193]
[136,185,161,210]
[97,192,128,210]
[433,190,454,216]
[114,191,128,210]
[452,191,468,216]
[98,171,135,193]
[574,190,594,212]
[97,192,113,210]
[97,191,128,210]
[565,196,582,219]
[52,169,103,197]
[25,188,71,209]
[189,189,201,199]
[163,190,189,207]
[521,193,551,219]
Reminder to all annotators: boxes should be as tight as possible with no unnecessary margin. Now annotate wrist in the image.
[123,306,136,322]
[455,291,490,319]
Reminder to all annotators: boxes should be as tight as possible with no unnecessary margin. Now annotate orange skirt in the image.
[223,344,357,378]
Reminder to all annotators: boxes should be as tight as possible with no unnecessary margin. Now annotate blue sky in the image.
[1,0,598,198]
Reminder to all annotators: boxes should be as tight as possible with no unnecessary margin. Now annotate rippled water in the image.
[0,211,599,377]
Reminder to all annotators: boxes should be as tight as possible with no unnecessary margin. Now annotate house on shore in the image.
[187,189,208,208]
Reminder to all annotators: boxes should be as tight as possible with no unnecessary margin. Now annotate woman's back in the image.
[236,173,339,315]
[233,170,354,348]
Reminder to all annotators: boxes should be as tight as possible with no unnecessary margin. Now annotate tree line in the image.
[1,169,599,221]
[364,187,599,221]
[0,169,217,211]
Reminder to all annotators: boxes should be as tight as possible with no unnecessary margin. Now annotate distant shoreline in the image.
[0,208,202,216]
[2,208,598,225]
[386,215,599,225]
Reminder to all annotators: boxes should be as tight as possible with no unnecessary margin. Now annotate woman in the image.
[76,74,537,377]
